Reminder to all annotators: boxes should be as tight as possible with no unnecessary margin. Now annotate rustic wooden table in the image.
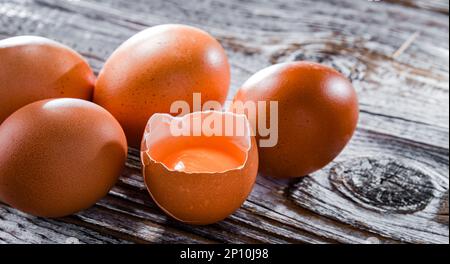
[0,0,448,244]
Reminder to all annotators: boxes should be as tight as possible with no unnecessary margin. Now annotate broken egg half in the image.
[140,111,258,225]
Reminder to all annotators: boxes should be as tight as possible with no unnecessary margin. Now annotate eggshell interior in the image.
[142,111,251,173]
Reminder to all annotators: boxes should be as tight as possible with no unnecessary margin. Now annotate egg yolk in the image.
[149,137,246,173]
[162,146,242,173]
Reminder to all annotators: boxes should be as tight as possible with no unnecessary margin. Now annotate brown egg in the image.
[0,98,127,217]
[232,61,359,178]
[94,24,230,148]
[141,111,258,225]
[0,36,95,124]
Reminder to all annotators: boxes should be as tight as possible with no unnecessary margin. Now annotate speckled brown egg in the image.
[232,61,359,178]
[0,98,127,217]
[94,24,230,148]
[0,36,95,124]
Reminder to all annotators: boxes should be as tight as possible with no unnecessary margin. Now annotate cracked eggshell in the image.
[233,61,359,178]
[0,36,95,124]
[0,98,127,217]
[94,24,230,148]
[140,112,258,225]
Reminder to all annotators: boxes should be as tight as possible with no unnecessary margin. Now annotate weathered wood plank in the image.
[0,0,448,244]
[290,157,447,243]
[0,204,128,244]
[109,167,387,244]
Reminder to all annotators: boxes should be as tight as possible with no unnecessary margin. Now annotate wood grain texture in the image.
[0,0,448,244]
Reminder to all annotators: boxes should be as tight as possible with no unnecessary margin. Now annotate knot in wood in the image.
[329,157,435,214]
